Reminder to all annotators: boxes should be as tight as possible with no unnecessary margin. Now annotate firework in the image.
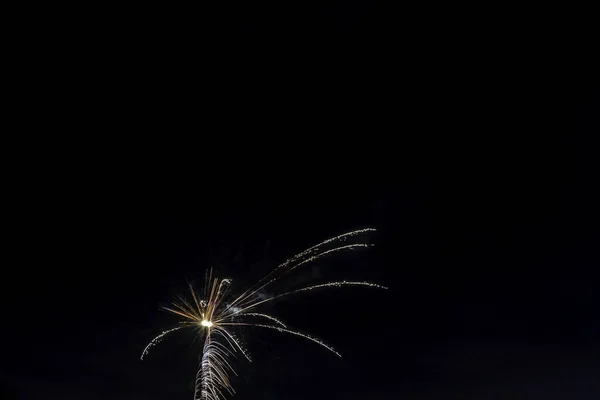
[141,228,386,400]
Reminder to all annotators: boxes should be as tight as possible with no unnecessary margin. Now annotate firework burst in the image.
[141,228,386,400]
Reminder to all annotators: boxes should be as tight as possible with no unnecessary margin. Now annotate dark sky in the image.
[3,3,599,399]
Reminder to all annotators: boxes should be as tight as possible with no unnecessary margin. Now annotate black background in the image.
[3,2,599,399]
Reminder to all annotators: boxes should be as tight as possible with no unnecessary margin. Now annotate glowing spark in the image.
[228,228,376,308]
[224,281,387,319]
[220,322,341,357]
[237,313,287,328]
[140,325,187,360]
[141,228,384,400]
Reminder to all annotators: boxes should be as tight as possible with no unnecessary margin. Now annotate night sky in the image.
[3,3,599,399]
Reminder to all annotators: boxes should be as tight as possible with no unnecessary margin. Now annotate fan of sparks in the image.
[141,228,387,400]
